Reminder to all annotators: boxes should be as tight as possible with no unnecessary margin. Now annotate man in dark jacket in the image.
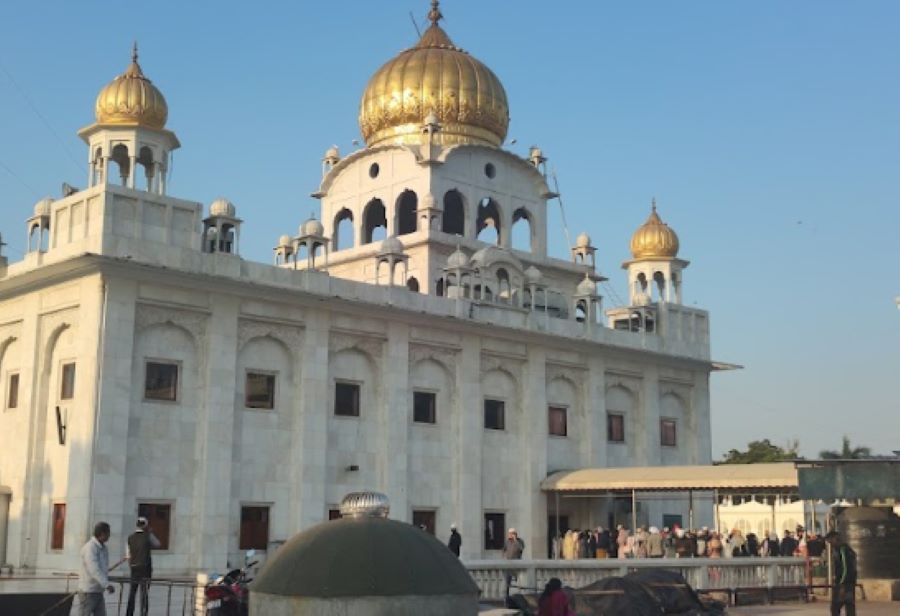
[126,516,161,616]
[825,531,857,616]
[780,530,798,556]
[448,524,462,557]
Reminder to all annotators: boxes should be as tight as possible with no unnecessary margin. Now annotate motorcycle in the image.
[205,550,258,615]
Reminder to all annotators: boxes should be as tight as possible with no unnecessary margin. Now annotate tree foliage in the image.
[820,436,872,460]
[720,439,800,464]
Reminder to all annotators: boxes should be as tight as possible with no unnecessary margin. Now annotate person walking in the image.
[78,521,116,616]
[502,528,525,597]
[502,528,525,559]
[448,524,462,557]
[126,516,161,616]
[825,531,857,616]
[537,577,575,616]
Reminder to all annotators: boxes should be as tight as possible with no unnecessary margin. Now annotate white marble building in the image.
[0,3,720,573]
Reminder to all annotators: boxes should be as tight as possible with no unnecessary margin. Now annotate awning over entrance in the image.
[541,463,798,494]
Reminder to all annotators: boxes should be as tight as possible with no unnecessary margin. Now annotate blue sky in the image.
[1,1,898,458]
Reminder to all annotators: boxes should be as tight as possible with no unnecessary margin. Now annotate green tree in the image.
[720,439,800,464]
[819,436,872,460]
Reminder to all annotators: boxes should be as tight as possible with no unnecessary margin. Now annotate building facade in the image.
[0,3,717,573]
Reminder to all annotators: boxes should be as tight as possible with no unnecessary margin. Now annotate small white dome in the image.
[575,232,592,248]
[209,198,236,217]
[301,217,325,237]
[634,291,651,306]
[524,265,543,284]
[421,193,437,209]
[379,235,404,255]
[324,145,340,161]
[576,275,596,295]
[33,197,53,217]
[446,248,469,269]
[278,234,292,247]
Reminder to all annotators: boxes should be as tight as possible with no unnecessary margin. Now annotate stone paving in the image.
[728,600,898,615]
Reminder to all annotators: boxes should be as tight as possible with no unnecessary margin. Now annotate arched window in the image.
[442,190,465,235]
[220,224,235,253]
[396,190,418,236]
[653,271,666,301]
[496,268,511,302]
[575,300,587,323]
[205,227,218,253]
[138,146,154,190]
[92,147,103,185]
[635,272,648,296]
[476,198,501,245]
[110,144,130,186]
[436,278,445,296]
[406,277,420,292]
[512,207,532,252]
[333,208,354,250]
[363,199,387,244]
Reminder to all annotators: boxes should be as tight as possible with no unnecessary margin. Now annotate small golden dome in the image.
[94,44,168,129]
[630,201,680,259]
[358,1,509,148]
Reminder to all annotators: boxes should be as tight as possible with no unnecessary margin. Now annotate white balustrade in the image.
[465,557,806,601]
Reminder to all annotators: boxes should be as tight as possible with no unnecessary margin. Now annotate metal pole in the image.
[714,489,721,532]
[631,489,637,534]
[810,499,817,533]
[555,491,560,559]
[771,497,776,535]
[688,490,694,529]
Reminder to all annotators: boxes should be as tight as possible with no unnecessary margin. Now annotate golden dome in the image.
[630,201,680,259]
[358,1,509,148]
[94,44,168,129]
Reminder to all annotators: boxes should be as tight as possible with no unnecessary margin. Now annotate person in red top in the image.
[538,577,574,616]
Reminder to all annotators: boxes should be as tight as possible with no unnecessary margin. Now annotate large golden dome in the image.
[94,44,168,129]
[630,201,680,259]
[358,1,509,148]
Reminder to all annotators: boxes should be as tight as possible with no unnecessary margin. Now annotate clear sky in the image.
[1,1,898,459]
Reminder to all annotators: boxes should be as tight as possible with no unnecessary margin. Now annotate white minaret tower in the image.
[78,43,179,194]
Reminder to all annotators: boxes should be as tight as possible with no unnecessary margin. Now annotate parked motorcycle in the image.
[205,550,258,615]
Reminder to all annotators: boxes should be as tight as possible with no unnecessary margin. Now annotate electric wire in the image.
[0,159,40,198]
[0,56,86,174]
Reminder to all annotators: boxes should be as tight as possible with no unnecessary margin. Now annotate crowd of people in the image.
[551,524,826,560]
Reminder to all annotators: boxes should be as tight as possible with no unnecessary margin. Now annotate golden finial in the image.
[428,0,443,26]
[651,197,657,213]
[132,40,139,63]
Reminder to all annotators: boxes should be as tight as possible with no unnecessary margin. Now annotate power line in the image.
[0,56,86,174]
[0,159,40,198]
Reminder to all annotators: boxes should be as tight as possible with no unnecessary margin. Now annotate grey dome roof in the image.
[252,516,479,598]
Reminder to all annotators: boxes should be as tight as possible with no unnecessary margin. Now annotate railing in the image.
[108,575,198,616]
[0,573,200,616]
[465,557,807,602]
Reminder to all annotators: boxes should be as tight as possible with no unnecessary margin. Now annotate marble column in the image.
[190,297,239,570]
[380,322,409,518]
[294,310,330,530]
[522,347,547,558]
[455,335,482,558]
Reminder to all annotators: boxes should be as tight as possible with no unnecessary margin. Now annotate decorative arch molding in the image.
[408,344,457,378]
[135,303,208,347]
[546,364,582,390]
[40,311,77,371]
[604,378,641,403]
[659,386,691,406]
[237,320,303,359]
[480,354,523,385]
[328,330,384,366]
[0,329,21,365]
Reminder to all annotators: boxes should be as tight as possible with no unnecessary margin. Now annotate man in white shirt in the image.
[78,521,115,616]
